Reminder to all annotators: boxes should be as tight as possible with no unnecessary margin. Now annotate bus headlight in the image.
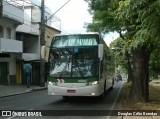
[48,81,57,86]
[87,81,99,86]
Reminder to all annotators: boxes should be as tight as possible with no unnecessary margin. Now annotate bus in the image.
[41,33,115,99]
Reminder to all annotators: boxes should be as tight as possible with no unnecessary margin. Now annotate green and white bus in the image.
[41,33,115,99]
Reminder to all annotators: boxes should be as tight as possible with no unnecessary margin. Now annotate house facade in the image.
[0,0,61,86]
[0,0,24,85]
[15,0,61,86]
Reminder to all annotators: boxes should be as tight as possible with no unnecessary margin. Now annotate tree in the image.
[86,0,160,102]
[150,45,160,79]
[110,37,132,82]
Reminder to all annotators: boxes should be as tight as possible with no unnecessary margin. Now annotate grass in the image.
[121,82,160,110]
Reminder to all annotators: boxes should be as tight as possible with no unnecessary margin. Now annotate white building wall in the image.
[31,6,52,26]
[2,1,24,23]
[31,6,40,23]
[0,18,21,85]
[0,19,15,39]
[16,8,40,34]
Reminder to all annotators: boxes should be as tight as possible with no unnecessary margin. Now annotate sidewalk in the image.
[120,79,160,119]
[0,85,47,98]
[149,79,160,91]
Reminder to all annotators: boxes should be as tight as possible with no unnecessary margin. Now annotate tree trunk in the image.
[130,46,150,102]
[125,51,132,82]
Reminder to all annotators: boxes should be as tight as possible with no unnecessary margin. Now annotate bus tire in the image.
[112,78,115,85]
[99,83,106,99]
[62,96,69,101]
[109,78,114,90]
[110,85,113,90]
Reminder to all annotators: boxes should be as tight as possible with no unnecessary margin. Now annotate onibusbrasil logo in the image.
[1,111,42,117]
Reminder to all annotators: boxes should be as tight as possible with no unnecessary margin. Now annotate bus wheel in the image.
[99,84,106,99]
[62,96,69,101]
[110,85,113,90]
[110,79,114,90]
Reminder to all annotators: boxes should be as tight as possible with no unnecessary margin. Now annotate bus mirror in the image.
[41,46,46,59]
[98,44,103,60]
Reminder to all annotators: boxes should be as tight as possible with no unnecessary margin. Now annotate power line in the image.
[45,0,70,22]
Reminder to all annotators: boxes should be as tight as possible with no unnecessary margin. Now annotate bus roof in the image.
[53,32,99,37]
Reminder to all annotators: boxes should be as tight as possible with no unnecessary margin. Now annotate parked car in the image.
[115,74,122,82]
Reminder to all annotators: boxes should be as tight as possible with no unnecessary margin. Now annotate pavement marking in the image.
[106,81,124,119]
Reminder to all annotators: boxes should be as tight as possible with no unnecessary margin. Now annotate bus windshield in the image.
[49,47,98,78]
[51,34,98,47]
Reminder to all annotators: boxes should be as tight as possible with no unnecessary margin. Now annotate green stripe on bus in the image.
[47,76,99,83]
[48,76,57,82]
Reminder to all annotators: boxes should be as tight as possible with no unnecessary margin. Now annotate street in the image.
[0,81,123,119]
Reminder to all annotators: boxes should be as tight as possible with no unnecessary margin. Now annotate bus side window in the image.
[100,60,104,79]
[104,52,107,70]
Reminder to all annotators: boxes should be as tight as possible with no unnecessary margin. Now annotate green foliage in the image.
[87,0,160,76]
[87,0,160,50]
[87,0,123,33]
[86,0,160,102]
[150,47,160,76]
[110,37,126,69]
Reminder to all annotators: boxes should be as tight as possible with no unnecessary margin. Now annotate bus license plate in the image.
[67,90,76,93]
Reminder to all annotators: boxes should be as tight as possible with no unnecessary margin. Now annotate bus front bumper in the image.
[48,84,103,96]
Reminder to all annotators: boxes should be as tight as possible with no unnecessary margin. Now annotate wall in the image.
[0,18,21,85]
[0,19,15,39]
[31,6,40,23]
[3,1,24,23]
[16,8,40,34]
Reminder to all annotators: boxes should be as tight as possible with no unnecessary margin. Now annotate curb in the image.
[31,87,47,92]
[0,87,47,98]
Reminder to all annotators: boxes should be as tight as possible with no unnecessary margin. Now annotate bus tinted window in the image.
[51,35,98,47]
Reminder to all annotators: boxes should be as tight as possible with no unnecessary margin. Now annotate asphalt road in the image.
[0,81,124,119]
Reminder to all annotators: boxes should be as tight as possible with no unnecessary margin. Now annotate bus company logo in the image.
[2,111,11,116]
[57,79,64,83]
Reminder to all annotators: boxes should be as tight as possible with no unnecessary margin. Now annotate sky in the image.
[44,0,119,46]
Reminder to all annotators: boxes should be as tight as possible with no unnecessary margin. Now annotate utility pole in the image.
[40,0,45,86]
[39,0,70,87]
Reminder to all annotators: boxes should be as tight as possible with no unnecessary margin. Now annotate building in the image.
[0,0,61,86]
[0,0,24,85]
[15,0,61,86]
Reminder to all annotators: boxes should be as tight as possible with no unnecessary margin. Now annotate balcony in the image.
[22,53,40,61]
[0,38,22,53]
[2,1,24,24]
